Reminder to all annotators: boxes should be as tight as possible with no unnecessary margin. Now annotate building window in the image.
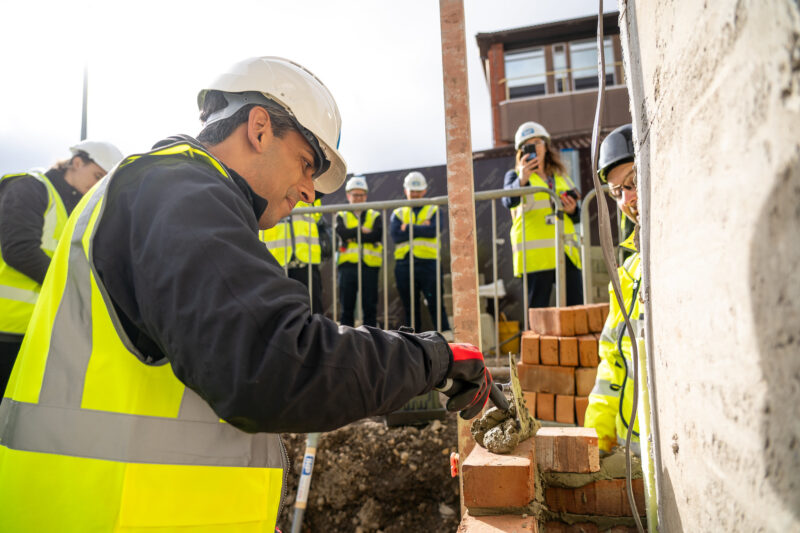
[505,47,546,98]
[552,44,569,93]
[569,38,615,91]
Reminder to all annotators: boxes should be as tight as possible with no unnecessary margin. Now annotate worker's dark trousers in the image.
[338,263,380,328]
[525,256,583,308]
[0,337,23,405]
[288,264,323,314]
[395,258,451,332]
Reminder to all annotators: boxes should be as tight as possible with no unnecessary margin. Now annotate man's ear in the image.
[71,155,85,169]
[247,106,273,153]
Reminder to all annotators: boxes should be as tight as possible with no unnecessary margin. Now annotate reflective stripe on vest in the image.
[393,205,438,260]
[0,171,67,335]
[509,172,582,276]
[260,220,293,267]
[337,210,383,267]
[0,142,285,531]
[291,200,322,265]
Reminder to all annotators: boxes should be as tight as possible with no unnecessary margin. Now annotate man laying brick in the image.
[584,124,645,456]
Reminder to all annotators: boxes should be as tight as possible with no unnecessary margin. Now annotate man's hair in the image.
[53,151,92,172]
[197,90,299,145]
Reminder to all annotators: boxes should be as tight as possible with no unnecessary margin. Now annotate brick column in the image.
[487,41,507,147]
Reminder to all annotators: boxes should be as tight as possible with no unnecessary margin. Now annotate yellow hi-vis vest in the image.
[336,209,383,267]
[259,200,322,266]
[0,171,68,335]
[392,205,438,260]
[584,232,644,453]
[509,172,581,276]
[0,143,286,532]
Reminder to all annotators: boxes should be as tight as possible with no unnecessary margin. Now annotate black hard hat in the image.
[597,124,634,182]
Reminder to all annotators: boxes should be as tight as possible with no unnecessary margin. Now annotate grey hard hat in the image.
[597,124,634,182]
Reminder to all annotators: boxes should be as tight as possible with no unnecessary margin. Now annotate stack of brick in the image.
[458,427,644,532]
[518,304,609,426]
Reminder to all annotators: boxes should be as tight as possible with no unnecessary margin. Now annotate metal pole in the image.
[521,201,529,330]
[382,208,389,328]
[555,208,566,308]
[409,216,415,330]
[492,199,500,357]
[307,217,313,310]
[356,214,363,325]
[436,207,442,332]
[332,214,338,322]
[80,64,88,141]
[439,0,482,515]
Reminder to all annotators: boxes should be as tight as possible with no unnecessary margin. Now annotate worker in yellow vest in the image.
[0,140,123,400]
[583,124,645,456]
[390,171,451,335]
[0,57,501,532]
[335,175,382,327]
[502,121,583,307]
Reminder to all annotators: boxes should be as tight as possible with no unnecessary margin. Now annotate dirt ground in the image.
[276,414,461,533]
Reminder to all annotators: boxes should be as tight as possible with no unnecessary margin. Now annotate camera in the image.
[521,143,539,162]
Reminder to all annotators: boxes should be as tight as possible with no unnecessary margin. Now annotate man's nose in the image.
[298,174,315,204]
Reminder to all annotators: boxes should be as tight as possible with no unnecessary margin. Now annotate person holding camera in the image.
[502,121,583,308]
[335,176,382,327]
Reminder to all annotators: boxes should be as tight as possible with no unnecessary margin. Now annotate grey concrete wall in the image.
[618,0,800,531]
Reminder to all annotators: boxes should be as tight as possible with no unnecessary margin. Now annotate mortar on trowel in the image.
[471,353,540,454]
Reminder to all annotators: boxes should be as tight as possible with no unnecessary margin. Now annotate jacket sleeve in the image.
[502,169,522,209]
[583,285,624,451]
[389,211,407,243]
[361,214,382,244]
[95,163,451,434]
[0,177,51,284]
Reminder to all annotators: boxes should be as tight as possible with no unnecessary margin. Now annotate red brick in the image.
[542,522,599,533]
[545,478,645,516]
[517,363,575,395]
[575,367,598,397]
[535,427,600,473]
[529,307,575,336]
[555,395,575,424]
[458,511,538,532]
[575,396,589,427]
[598,303,610,323]
[572,306,589,336]
[540,336,559,365]
[522,391,536,415]
[536,392,555,421]
[585,304,605,333]
[521,332,540,365]
[577,335,599,367]
[558,337,578,367]
[462,439,536,509]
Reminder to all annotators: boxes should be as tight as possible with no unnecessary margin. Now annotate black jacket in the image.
[92,136,451,434]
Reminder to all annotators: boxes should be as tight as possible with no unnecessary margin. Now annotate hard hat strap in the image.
[203,91,330,179]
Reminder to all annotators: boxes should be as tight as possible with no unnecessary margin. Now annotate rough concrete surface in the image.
[543,448,643,489]
[619,0,800,530]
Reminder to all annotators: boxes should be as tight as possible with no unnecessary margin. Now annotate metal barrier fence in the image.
[280,185,590,354]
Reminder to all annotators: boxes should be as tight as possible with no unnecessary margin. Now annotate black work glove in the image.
[436,343,508,419]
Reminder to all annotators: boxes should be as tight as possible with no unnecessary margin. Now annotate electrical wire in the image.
[590,1,645,531]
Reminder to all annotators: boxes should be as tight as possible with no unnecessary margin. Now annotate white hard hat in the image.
[514,121,550,150]
[346,175,368,192]
[403,171,427,191]
[69,140,124,173]
[198,57,346,194]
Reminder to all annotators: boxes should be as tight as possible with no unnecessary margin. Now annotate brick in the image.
[558,337,578,367]
[522,391,536,415]
[521,332,540,365]
[542,522,599,533]
[555,395,575,424]
[462,439,535,509]
[539,336,559,365]
[577,335,599,367]
[598,303,610,323]
[517,363,575,395]
[458,511,538,532]
[575,396,589,427]
[545,478,645,516]
[529,307,575,336]
[575,367,598,397]
[536,392,555,421]
[585,304,605,333]
[572,306,589,336]
[535,427,600,473]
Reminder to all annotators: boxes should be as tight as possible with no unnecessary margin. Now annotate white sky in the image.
[0,0,618,176]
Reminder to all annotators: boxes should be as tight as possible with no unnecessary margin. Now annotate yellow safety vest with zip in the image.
[393,205,438,260]
[509,172,581,276]
[584,232,644,453]
[259,199,321,267]
[0,171,68,336]
[336,209,382,267]
[0,143,286,532]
